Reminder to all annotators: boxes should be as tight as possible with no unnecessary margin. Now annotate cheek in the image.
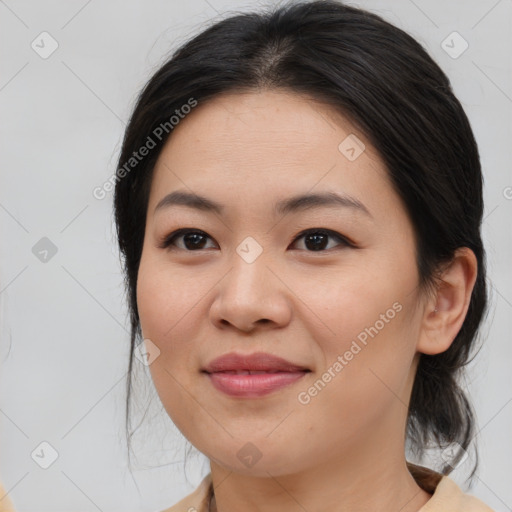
[136,256,206,341]
[303,259,419,405]
[296,311,418,452]
[136,261,195,410]
[136,268,197,435]
[303,263,410,348]
[136,255,209,413]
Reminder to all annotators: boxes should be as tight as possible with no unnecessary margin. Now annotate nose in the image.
[209,249,292,333]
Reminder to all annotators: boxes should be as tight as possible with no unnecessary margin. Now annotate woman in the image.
[113,1,494,510]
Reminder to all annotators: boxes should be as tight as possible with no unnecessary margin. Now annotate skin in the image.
[136,90,477,512]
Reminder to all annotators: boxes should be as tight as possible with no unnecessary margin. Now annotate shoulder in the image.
[0,481,17,512]
[420,475,495,512]
[158,474,212,512]
[408,463,495,512]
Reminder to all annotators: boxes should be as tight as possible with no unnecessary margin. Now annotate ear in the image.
[417,247,478,355]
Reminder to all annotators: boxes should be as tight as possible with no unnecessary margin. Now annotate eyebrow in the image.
[154,190,372,218]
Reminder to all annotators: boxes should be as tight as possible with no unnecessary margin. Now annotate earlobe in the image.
[417,247,478,356]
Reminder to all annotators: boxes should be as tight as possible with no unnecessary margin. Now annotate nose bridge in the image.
[210,235,291,330]
[235,235,265,266]
[228,235,271,299]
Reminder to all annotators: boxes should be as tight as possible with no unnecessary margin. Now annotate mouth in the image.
[202,352,311,398]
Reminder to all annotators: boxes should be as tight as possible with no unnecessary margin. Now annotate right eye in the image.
[158,229,218,251]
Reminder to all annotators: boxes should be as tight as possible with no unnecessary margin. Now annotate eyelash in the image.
[158,228,354,252]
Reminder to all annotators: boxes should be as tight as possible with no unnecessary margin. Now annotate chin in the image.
[204,440,302,477]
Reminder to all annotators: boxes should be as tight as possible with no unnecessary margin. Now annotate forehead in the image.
[148,90,394,217]
[161,89,366,156]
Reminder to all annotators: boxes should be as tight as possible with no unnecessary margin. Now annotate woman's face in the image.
[137,90,427,476]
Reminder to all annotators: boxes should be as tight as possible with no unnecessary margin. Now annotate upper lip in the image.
[202,352,310,373]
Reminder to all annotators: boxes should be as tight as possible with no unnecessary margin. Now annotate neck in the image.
[209,447,432,512]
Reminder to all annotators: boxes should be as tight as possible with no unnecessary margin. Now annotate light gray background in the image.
[0,0,510,511]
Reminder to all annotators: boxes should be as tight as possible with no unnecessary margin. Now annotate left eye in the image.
[159,228,352,252]
[290,229,352,251]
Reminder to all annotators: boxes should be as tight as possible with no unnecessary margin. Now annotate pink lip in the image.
[202,352,310,398]
[206,371,307,397]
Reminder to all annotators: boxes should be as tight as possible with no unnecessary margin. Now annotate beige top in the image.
[159,462,495,512]
[0,482,15,512]
[0,462,495,511]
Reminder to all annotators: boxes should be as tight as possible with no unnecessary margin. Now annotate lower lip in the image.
[206,371,308,397]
